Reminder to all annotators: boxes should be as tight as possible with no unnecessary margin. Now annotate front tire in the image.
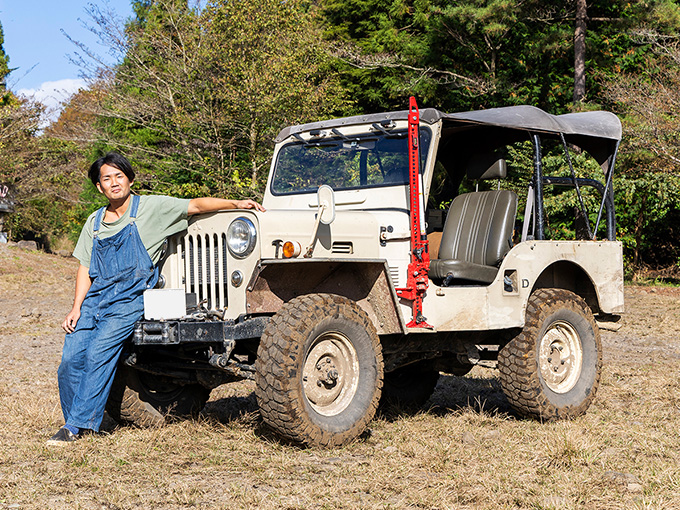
[255,294,383,447]
[498,288,602,421]
[106,365,211,427]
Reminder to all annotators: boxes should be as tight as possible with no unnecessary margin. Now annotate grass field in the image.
[1,244,679,509]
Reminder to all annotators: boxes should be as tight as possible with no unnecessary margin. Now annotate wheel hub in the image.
[539,320,583,393]
[302,332,359,416]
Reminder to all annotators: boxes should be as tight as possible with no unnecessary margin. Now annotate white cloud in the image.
[17,78,87,125]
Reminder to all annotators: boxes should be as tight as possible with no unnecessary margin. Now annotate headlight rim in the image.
[227,216,257,259]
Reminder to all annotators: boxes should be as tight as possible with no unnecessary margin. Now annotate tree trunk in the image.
[250,121,258,188]
[574,0,587,103]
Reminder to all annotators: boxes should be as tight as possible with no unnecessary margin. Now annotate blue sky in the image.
[0,0,134,117]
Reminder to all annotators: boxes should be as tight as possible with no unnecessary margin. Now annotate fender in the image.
[246,259,406,335]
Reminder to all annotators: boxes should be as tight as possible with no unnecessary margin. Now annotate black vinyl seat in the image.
[430,159,518,285]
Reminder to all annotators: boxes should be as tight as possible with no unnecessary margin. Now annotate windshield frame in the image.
[270,127,432,196]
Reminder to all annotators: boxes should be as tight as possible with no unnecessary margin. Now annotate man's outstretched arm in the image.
[187,198,265,216]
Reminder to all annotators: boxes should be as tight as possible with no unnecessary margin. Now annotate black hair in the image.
[88,152,135,187]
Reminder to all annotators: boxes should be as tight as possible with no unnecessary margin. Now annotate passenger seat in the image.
[429,158,517,286]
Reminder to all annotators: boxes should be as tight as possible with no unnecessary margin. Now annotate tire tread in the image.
[498,288,602,421]
[255,293,383,447]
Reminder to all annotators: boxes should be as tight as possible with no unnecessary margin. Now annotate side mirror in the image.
[317,185,335,225]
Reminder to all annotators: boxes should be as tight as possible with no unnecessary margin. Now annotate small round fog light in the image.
[231,270,244,287]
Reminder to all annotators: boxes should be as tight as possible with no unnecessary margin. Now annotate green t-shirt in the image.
[73,195,191,268]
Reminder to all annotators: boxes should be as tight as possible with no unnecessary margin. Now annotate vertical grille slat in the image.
[216,234,225,309]
[183,233,228,311]
[200,235,208,306]
[207,234,215,309]
[222,234,228,301]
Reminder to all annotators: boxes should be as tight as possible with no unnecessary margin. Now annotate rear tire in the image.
[255,294,383,447]
[106,365,210,427]
[498,288,601,420]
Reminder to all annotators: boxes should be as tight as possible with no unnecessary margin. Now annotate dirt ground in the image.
[1,243,679,509]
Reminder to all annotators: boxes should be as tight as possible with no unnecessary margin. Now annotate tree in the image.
[320,0,669,113]
[601,28,680,273]
[0,21,10,96]
[202,0,349,187]
[70,0,348,199]
[0,89,91,247]
[573,0,587,103]
[0,20,93,247]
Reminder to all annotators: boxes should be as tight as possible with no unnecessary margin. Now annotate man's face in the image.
[96,164,132,202]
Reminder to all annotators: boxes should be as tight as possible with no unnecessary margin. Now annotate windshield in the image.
[271,128,431,195]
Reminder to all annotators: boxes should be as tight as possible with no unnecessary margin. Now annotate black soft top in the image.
[275,105,621,169]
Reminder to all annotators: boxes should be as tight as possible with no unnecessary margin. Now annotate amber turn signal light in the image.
[282,241,301,258]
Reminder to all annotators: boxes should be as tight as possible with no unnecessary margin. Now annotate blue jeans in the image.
[58,312,139,430]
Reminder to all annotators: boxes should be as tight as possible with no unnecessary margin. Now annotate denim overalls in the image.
[57,195,158,431]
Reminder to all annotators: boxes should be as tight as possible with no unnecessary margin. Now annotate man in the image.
[48,152,265,445]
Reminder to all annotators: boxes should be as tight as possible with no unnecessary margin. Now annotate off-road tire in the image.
[498,288,602,421]
[106,365,211,427]
[381,365,439,411]
[255,293,383,447]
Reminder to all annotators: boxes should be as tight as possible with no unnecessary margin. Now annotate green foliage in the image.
[320,0,671,113]
[614,173,680,272]
[1,127,91,248]
[0,0,679,278]
[91,0,349,201]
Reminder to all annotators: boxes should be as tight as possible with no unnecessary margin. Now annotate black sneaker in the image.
[46,427,80,446]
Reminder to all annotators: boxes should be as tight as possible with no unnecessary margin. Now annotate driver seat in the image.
[429,158,517,285]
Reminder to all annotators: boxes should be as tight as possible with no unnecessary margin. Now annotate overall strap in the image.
[92,206,107,237]
[129,194,141,221]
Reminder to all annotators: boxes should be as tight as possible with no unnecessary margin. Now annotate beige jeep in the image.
[107,102,624,447]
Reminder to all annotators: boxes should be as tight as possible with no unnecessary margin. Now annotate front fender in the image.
[246,259,405,335]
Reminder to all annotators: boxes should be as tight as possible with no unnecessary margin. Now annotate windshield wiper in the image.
[372,123,407,138]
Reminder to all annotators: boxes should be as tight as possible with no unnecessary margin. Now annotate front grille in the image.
[183,233,228,310]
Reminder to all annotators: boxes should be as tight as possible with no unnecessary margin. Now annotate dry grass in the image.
[1,244,679,509]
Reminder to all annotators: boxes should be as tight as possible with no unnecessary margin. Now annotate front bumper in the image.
[132,316,269,345]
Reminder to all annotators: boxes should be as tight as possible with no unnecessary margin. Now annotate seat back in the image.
[437,189,518,267]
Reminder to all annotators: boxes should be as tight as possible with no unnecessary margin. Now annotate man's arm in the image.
[187,198,265,216]
[62,264,92,333]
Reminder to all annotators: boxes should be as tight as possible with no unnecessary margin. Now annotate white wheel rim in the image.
[302,331,360,416]
[539,320,583,393]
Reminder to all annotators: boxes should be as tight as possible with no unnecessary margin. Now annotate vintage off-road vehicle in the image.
[107,99,624,447]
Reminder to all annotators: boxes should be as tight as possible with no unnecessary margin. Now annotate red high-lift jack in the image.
[395,97,432,328]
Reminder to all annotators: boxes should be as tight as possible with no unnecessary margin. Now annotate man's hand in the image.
[233,199,266,212]
[188,197,266,215]
[62,308,81,334]
[62,264,91,334]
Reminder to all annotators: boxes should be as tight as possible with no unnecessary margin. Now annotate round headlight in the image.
[227,217,257,258]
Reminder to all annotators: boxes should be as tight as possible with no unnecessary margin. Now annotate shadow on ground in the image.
[424,373,515,417]
[199,372,517,429]
[201,391,259,424]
